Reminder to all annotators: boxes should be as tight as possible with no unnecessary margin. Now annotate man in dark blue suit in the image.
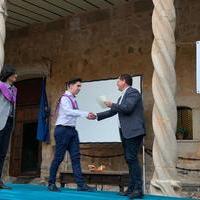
[96,74,146,199]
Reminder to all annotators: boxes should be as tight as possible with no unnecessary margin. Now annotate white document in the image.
[97,95,108,109]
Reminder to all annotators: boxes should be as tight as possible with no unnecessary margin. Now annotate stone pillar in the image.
[0,0,8,181]
[150,0,180,196]
[0,0,6,73]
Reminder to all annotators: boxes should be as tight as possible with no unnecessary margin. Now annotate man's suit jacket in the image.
[97,87,145,139]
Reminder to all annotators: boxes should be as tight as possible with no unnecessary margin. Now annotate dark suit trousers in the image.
[0,117,13,178]
[120,129,143,192]
[49,125,85,187]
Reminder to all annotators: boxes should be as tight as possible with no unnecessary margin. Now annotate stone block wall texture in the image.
[3,0,200,186]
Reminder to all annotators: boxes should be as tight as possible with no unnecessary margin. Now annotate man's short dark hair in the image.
[119,74,132,86]
[66,78,82,88]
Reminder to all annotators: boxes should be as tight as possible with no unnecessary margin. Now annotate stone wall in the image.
[3,0,200,189]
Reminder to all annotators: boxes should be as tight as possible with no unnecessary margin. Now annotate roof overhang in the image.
[6,0,128,30]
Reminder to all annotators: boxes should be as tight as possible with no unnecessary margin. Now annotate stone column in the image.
[0,0,8,180]
[150,0,180,196]
[0,0,6,73]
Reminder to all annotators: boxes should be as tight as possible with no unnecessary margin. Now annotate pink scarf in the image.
[0,81,17,104]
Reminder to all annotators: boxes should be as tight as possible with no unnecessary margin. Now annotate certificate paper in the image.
[97,95,108,109]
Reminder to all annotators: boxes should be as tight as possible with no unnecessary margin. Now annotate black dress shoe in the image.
[77,184,97,192]
[0,183,12,190]
[47,184,60,192]
[128,190,143,199]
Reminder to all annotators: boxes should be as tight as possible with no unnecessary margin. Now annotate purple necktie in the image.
[73,98,79,109]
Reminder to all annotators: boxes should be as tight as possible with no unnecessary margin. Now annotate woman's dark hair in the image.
[119,74,132,86]
[66,78,82,88]
[0,64,16,82]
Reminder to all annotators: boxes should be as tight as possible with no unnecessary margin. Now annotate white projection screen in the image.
[196,41,200,93]
[76,76,142,143]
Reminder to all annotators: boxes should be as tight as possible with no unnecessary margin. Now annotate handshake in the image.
[86,100,113,120]
[87,112,97,120]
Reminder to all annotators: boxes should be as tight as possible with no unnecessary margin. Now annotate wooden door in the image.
[9,78,43,177]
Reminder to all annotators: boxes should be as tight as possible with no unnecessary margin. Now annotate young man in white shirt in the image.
[48,78,96,192]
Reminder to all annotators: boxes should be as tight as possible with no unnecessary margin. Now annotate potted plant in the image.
[176,127,188,139]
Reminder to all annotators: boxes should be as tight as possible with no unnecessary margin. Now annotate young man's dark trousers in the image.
[49,125,85,187]
[0,117,13,179]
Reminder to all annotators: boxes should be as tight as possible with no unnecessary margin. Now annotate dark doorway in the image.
[10,78,43,177]
[21,122,40,175]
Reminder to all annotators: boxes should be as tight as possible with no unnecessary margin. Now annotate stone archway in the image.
[16,62,50,81]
